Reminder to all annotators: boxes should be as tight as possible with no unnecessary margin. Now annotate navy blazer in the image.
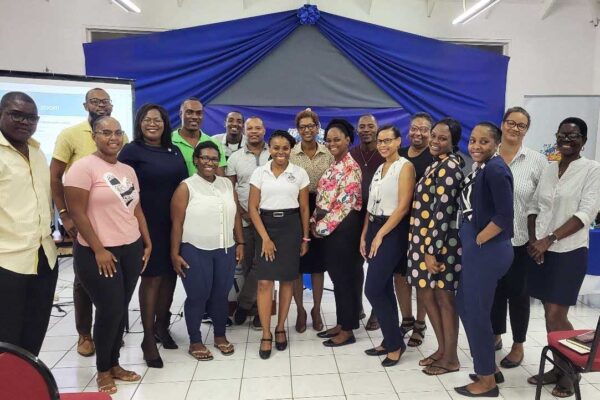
[471,155,514,240]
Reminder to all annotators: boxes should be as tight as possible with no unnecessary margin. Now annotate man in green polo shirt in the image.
[172,97,226,176]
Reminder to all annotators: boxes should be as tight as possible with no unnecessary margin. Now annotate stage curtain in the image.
[316,12,509,149]
[84,11,299,123]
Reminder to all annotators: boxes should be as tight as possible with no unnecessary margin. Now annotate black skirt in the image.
[299,193,326,274]
[255,211,302,282]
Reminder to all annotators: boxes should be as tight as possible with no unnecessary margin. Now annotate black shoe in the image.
[259,333,273,360]
[202,313,212,324]
[499,354,523,369]
[226,317,233,327]
[454,385,499,397]
[145,356,164,368]
[323,335,356,347]
[317,330,339,339]
[252,315,262,330]
[234,307,248,325]
[381,347,405,367]
[154,332,178,350]
[494,339,502,351]
[275,330,288,351]
[469,372,505,384]
[365,347,387,356]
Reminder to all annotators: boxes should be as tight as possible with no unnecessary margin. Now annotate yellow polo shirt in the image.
[0,131,57,274]
[53,120,129,169]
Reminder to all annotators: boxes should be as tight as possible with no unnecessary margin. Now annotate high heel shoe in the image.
[311,308,323,331]
[154,332,178,350]
[275,330,288,351]
[295,308,307,333]
[144,356,164,368]
[259,333,273,359]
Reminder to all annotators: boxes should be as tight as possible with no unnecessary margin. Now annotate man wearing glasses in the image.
[50,88,127,357]
[0,92,58,356]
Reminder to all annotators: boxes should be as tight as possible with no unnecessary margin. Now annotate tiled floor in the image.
[40,259,600,400]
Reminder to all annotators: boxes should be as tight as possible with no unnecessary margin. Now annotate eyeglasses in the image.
[141,118,164,125]
[504,120,528,131]
[298,123,317,131]
[556,132,583,141]
[409,125,430,134]
[197,155,220,164]
[88,98,112,106]
[95,130,124,138]
[376,138,396,146]
[5,111,40,124]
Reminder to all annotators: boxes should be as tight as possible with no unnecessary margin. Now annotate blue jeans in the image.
[180,244,235,343]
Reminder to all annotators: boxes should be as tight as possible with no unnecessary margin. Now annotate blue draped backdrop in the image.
[84,7,509,151]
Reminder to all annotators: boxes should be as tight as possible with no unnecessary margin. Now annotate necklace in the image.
[359,148,377,166]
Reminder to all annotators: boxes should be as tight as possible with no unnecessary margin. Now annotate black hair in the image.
[558,117,588,138]
[325,118,355,144]
[268,130,296,147]
[181,97,201,106]
[475,121,502,143]
[85,88,108,102]
[502,106,531,127]
[0,91,36,111]
[226,110,244,121]
[377,125,401,138]
[433,118,462,153]
[410,112,433,125]
[192,140,221,159]
[133,103,173,149]
[92,115,113,131]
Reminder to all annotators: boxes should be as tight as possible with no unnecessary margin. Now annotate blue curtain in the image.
[316,12,509,149]
[84,8,509,151]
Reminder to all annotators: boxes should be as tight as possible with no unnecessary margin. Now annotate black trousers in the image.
[73,270,93,335]
[323,211,362,331]
[74,239,142,372]
[490,244,531,343]
[0,247,58,356]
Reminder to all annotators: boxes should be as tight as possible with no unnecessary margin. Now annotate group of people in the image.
[1,88,599,399]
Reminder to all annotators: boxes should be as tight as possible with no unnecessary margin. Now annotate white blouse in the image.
[182,174,237,251]
[528,157,600,252]
[367,157,411,216]
[249,160,309,210]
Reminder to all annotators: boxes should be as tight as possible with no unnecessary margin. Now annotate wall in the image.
[1,0,598,107]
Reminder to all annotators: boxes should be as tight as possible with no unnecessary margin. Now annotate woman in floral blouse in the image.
[310,118,363,347]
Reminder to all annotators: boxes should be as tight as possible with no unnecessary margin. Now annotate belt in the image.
[368,214,389,224]
[260,208,299,218]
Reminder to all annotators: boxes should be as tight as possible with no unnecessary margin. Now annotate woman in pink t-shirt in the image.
[64,116,152,396]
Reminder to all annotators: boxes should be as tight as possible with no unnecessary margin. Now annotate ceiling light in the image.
[112,0,141,13]
[452,0,501,25]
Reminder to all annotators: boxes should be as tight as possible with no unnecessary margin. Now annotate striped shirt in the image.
[503,146,547,246]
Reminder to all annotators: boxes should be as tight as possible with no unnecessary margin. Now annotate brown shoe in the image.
[77,334,95,357]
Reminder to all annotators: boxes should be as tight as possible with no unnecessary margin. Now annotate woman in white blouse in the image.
[490,107,547,371]
[171,141,245,361]
[526,117,600,397]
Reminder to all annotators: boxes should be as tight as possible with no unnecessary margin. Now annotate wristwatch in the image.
[548,232,558,244]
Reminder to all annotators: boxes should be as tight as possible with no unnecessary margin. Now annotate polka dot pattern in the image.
[406,155,465,292]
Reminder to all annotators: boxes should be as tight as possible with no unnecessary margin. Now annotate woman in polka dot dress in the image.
[406,118,464,376]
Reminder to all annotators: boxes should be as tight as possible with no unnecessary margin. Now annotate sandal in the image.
[365,312,380,331]
[408,320,426,347]
[311,307,323,331]
[527,369,560,386]
[422,364,460,376]
[188,346,214,361]
[110,366,141,382]
[551,384,575,398]
[214,342,235,356]
[275,330,288,351]
[260,333,273,359]
[418,355,439,367]
[96,372,117,395]
[400,316,415,337]
[295,308,307,333]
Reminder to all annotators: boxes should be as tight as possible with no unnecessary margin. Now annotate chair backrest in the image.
[0,342,60,400]
[586,315,600,372]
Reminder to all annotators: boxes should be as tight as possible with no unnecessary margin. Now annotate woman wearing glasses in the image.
[171,141,245,361]
[489,107,547,372]
[118,104,188,367]
[64,116,152,395]
[290,109,333,333]
[526,117,600,397]
[362,125,415,366]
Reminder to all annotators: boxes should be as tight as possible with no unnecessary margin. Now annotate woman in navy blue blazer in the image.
[454,123,514,398]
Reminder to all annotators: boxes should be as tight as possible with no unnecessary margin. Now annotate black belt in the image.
[368,213,389,224]
[260,208,299,218]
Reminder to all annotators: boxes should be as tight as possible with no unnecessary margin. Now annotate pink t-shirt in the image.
[64,154,141,247]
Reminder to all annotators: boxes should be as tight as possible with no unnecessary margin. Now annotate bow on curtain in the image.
[84,11,299,124]
[315,12,509,150]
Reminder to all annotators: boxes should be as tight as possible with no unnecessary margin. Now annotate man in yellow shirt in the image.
[0,92,58,356]
[49,88,115,357]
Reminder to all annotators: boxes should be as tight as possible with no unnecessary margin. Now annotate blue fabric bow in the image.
[297,4,320,25]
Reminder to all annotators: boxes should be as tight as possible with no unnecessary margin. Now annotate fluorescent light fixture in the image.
[452,0,501,25]
[112,0,141,13]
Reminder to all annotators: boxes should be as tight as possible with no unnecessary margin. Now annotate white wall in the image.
[1,0,598,107]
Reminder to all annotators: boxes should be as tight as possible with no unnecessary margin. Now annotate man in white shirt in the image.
[212,111,246,160]
[226,117,270,327]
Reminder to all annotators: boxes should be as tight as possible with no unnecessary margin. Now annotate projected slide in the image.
[0,71,134,161]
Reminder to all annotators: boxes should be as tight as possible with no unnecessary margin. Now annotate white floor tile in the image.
[187,378,241,400]
[243,356,290,378]
[52,366,96,389]
[290,354,338,375]
[131,382,189,400]
[340,371,396,395]
[193,359,244,381]
[39,350,68,368]
[335,353,385,373]
[397,391,451,400]
[239,376,292,400]
[388,369,446,393]
[289,338,334,357]
[41,335,77,352]
[291,373,344,398]
[346,395,400,400]
[142,361,196,383]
